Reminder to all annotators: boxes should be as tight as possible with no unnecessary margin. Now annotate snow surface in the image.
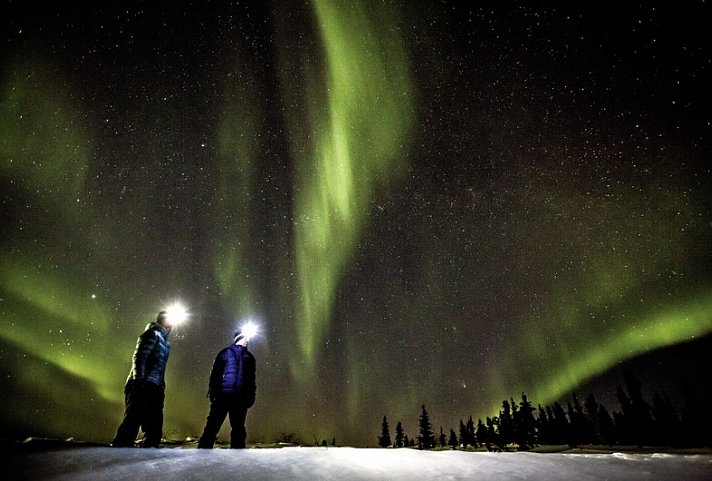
[5,446,712,481]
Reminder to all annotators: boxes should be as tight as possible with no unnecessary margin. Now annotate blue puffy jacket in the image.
[208,344,256,406]
[126,322,171,388]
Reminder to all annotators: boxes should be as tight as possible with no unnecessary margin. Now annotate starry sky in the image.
[1,0,711,446]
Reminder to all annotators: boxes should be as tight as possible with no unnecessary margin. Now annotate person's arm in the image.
[132,330,157,380]
[207,351,226,400]
[244,352,256,407]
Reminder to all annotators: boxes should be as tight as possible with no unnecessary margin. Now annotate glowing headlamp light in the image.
[238,321,259,341]
[165,302,188,326]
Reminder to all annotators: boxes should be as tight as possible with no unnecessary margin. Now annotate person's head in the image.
[234,329,249,347]
[156,310,173,328]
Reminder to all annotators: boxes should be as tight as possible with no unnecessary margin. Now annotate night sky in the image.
[2,0,711,447]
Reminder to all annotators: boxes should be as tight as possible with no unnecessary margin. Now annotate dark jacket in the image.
[208,344,256,406]
[126,322,171,388]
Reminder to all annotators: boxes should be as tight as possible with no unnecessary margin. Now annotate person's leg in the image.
[198,396,229,448]
[228,403,248,448]
[112,381,144,447]
[140,384,165,447]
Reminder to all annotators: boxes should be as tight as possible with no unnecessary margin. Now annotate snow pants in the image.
[112,380,165,447]
[198,394,249,448]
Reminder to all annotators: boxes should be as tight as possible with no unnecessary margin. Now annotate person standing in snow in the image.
[112,311,173,448]
[197,328,256,449]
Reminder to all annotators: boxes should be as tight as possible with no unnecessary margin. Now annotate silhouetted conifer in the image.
[618,370,655,446]
[395,421,404,448]
[438,426,447,448]
[448,429,458,449]
[584,393,601,444]
[418,405,436,449]
[486,416,500,449]
[458,419,468,447]
[458,416,476,447]
[612,409,627,442]
[515,393,537,449]
[615,385,632,443]
[550,402,569,444]
[476,418,488,446]
[536,405,552,444]
[466,415,476,447]
[510,398,520,445]
[403,368,710,451]
[378,415,392,448]
[498,400,514,447]
[567,393,591,446]
[566,401,578,446]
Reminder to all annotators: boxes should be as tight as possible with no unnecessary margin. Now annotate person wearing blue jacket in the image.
[112,311,173,448]
[197,328,256,448]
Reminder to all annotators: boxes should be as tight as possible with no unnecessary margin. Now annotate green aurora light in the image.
[281,0,416,381]
[1,57,127,406]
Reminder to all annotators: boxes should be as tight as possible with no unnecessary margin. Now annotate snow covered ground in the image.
[5,444,712,481]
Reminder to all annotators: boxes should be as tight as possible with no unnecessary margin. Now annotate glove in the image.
[245,388,256,409]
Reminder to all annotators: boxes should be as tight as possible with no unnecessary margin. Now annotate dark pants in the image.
[198,394,249,448]
[112,380,165,447]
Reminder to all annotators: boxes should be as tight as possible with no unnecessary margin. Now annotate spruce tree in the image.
[584,393,601,444]
[378,415,392,448]
[395,421,404,448]
[566,400,581,447]
[615,385,633,443]
[568,393,592,446]
[458,416,476,447]
[438,426,447,448]
[537,405,551,444]
[498,400,514,447]
[448,429,458,449]
[516,393,537,449]
[458,419,468,447]
[550,402,569,445]
[618,370,655,446]
[476,418,488,446]
[418,405,436,449]
[466,415,476,447]
[486,416,499,450]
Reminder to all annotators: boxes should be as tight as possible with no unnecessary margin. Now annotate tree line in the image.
[378,370,712,450]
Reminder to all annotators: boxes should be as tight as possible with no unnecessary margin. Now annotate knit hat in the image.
[234,329,246,343]
[234,322,258,343]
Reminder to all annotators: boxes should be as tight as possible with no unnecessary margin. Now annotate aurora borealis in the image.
[1,0,711,446]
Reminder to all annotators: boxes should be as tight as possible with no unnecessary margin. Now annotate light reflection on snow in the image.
[6,446,712,481]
